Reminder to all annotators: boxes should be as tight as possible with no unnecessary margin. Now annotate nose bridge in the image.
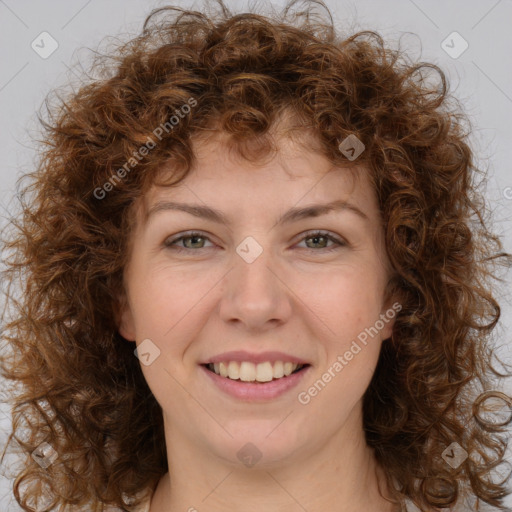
[233,234,278,302]
[219,234,291,327]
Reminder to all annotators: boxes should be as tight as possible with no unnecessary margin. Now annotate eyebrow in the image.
[145,199,369,226]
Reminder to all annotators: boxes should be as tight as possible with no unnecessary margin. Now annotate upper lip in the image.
[200,350,310,365]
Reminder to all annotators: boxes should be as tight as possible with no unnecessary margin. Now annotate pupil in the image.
[188,236,202,247]
[310,235,325,248]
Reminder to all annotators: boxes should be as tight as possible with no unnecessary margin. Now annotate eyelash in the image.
[163,230,346,254]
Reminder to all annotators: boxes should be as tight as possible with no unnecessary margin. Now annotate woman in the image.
[1,1,511,511]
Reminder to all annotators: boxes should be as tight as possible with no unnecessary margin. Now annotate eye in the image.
[296,230,346,252]
[163,231,214,252]
[163,230,347,253]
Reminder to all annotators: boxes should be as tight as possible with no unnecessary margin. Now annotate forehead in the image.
[134,130,379,231]
[151,131,368,194]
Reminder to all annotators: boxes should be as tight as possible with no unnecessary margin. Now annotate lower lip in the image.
[200,364,311,401]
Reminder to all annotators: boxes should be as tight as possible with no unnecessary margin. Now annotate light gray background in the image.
[0,0,511,510]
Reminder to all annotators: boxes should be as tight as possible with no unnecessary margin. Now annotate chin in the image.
[207,424,306,469]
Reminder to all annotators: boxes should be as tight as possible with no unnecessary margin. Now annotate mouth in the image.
[201,361,310,383]
[200,360,312,401]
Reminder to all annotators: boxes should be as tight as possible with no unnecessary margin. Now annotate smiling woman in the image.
[1,1,512,511]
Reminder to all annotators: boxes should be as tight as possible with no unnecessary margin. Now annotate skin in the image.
[117,128,400,512]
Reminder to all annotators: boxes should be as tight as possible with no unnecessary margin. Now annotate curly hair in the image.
[1,0,511,510]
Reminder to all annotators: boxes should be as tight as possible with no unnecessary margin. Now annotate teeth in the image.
[227,361,240,379]
[239,362,256,382]
[208,361,304,382]
[255,362,273,382]
[273,361,284,378]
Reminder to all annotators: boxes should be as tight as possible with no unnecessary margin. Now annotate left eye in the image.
[163,230,346,253]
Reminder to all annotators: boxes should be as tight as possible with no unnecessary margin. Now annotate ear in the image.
[114,290,136,342]
[379,291,403,341]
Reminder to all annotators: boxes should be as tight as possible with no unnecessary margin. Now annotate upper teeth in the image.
[209,361,303,382]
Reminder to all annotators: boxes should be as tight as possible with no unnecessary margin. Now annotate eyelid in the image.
[297,229,347,245]
[163,230,216,248]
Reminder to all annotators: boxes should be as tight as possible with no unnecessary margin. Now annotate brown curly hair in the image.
[1,0,512,510]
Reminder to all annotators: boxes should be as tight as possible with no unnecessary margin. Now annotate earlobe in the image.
[115,293,137,342]
[380,296,402,341]
[380,315,395,341]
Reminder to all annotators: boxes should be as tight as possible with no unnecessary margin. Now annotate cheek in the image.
[302,269,386,407]
[293,263,386,337]
[133,265,206,329]
[130,265,222,366]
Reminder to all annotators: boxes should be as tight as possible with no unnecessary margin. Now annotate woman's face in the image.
[118,130,397,469]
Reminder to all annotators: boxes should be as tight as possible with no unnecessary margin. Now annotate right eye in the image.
[163,231,216,252]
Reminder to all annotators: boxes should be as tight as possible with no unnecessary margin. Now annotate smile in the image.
[200,362,311,401]
[205,361,306,382]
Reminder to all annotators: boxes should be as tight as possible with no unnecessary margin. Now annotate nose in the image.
[218,240,293,332]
